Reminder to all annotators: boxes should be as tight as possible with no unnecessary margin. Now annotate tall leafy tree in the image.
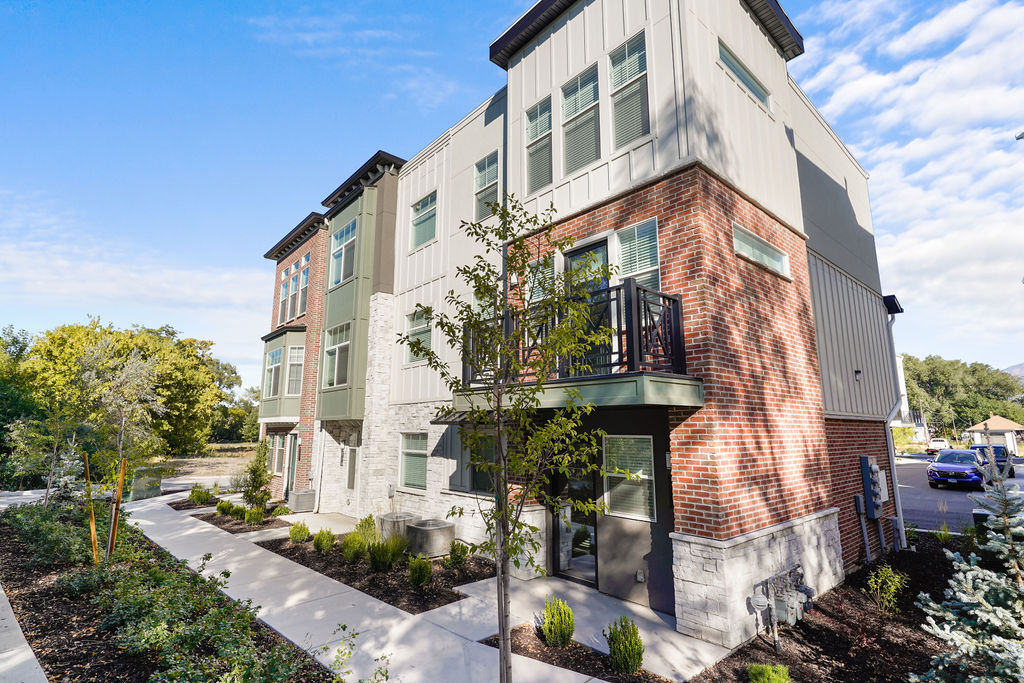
[0,326,39,488]
[399,197,617,683]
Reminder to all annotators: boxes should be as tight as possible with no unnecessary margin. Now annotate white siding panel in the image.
[605,0,626,48]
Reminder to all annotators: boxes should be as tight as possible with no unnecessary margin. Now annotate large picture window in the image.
[617,218,660,289]
[263,348,282,398]
[330,220,357,287]
[406,311,430,362]
[401,433,428,490]
[411,192,437,249]
[610,32,650,149]
[562,65,601,175]
[604,435,656,522]
[525,97,552,194]
[285,346,304,395]
[474,151,499,220]
[323,323,351,388]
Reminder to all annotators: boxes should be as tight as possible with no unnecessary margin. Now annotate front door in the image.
[553,465,600,586]
[564,241,612,376]
[285,434,299,498]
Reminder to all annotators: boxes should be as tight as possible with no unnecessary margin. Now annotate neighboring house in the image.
[255,0,904,651]
[966,413,1023,456]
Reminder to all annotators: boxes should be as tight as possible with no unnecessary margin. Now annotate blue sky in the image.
[1,0,1022,388]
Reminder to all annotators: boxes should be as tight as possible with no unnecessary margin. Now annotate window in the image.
[330,220,357,287]
[263,348,282,398]
[406,311,430,362]
[528,257,556,303]
[617,218,660,289]
[271,434,286,475]
[298,252,310,315]
[467,436,495,493]
[323,323,350,388]
[288,263,299,319]
[604,435,656,521]
[525,97,552,194]
[733,224,790,277]
[474,151,499,220]
[719,41,770,107]
[411,192,437,249]
[278,269,289,325]
[562,65,601,175]
[285,346,304,395]
[610,32,650,149]
[401,433,428,490]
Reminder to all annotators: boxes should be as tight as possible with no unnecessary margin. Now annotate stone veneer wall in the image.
[671,507,843,648]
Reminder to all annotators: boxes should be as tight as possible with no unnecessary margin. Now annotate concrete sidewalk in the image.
[0,490,45,512]
[124,494,599,682]
[0,581,48,683]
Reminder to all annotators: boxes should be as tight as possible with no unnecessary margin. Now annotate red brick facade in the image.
[264,228,328,500]
[825,418,897,567]
[553,165,833,541]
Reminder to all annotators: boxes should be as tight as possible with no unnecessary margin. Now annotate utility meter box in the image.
[860,456,885,520]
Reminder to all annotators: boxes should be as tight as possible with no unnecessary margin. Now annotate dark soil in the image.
[168,496,222,511]
[691,534,967,682]
[194,511,290,534]
[482,624,671,682]
[257,535,496,614]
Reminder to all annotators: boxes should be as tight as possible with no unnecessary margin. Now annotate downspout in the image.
[884,313,908,550]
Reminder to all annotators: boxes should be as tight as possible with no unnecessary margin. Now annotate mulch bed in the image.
[691,534,967,682]
[168,496,223,511]
[194,511,290,534]
[482,624,671,682]
[257,536,496,614]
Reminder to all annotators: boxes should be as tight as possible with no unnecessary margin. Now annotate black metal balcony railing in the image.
[463,277,686,386]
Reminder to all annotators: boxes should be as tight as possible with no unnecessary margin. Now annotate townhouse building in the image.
[257,0,903,651]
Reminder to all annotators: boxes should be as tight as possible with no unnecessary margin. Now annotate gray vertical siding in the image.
[808,251,897,419]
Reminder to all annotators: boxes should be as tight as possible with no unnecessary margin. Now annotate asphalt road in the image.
[896,455,1022,531]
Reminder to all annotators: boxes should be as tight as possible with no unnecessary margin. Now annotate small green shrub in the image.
[935,522,952,546]
[244,506,265,526]
[905,522,919,545]
[748,663,790,683]
[541,596,575,648]
[229,504,246,521]
[289,521,311,543]
[270,504,291,517]
[443,540,469,570]
[216,500,233,516]
[58,566,111,596]
[409,554,433,588]
[385,534,408,559]
[211,483,220,496]
[367,535,407,573]
[241,440,273,509]
[604,616,644,674]
[187,485,211,505]
[355,514,380,545]
[341,533,367,563]
[313,529,335,554]
[863,563,909,618]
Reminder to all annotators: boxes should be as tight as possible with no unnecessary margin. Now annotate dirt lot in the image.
[158,443,255,480]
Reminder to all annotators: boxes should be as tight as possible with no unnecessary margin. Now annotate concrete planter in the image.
[407,519,455,558]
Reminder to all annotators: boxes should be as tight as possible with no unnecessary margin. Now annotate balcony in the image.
[456,278,703,411]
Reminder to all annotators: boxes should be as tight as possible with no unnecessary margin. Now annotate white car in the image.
[926,438,951,455]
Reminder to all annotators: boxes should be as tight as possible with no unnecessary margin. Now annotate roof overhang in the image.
[489,0,803,69]
[321,150,407,216]
[883,294,904,315]
[263,212,325,261]
[261,324,305,343]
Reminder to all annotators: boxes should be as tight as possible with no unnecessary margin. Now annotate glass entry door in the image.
[564,242,612,377]
[554,468,599,586]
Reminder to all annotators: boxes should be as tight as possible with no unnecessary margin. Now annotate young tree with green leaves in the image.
[398,197,618,683]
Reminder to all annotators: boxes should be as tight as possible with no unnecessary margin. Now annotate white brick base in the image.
[671,507,843,648]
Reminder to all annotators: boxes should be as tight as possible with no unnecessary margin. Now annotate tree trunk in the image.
[42,439,58,507]
[496,515,513,683]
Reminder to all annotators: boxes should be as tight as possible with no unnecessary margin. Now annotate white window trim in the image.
[613,217,661,289]
[272,434,286,475]
[330,220,358,289]
[298,252,310,316]
[603,434,657,523]
[405,312,431,365]
[263,348,282,399]
[410,191,438,252]
[323,323,351,389]
[561,64,602,177]
[525,96,553,196]
[285,346,304,396]
[609,31,651,151]
[400,432,429,492]
[732,222,790,279]
[474,151,500,221]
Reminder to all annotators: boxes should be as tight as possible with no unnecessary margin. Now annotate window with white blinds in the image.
[526,97,552,194]
[474,151,499,220]
[401,433,428,490]
[604,435,656,521]
[263,348,282,398]
[617,218,660,289]
[285,346,304,395]
[323,323,350,388]
[528,257,556,302]
[733,224,789,277]
[330,220,357,287]
[411,192,437,249]
[406,311,431,362]
[719,41,770,107]
[610,32,650,149]
[562,65,601,175]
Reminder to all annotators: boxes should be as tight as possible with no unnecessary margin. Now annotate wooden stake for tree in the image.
[82,447,100,566]
[105,456,127,562]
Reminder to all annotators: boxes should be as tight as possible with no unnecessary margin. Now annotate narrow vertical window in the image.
[406,311,431,362]
[401,433,428,490]
[474,151,499,220]
[263,348,282,398]
[468,436,495,493]
[288,263,299,319]
[610,32,650,149]
[562,65,601,175]
[298,252,310,315]
[323,323,351,388]
[617,218,660,289]
[273,434,285,475]
[525,97,553,194]
[330,220,357,287]
[278,268,289,325]
[286,346,304,395]
[411,192,437,249]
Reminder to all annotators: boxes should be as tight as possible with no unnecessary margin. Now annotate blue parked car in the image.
[967,444,1015,478]
[927,449,986,489]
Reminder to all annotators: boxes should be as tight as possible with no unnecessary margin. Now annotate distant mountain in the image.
[1006,363,1024,378]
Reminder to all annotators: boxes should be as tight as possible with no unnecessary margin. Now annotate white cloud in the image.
[0,190,271,387]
